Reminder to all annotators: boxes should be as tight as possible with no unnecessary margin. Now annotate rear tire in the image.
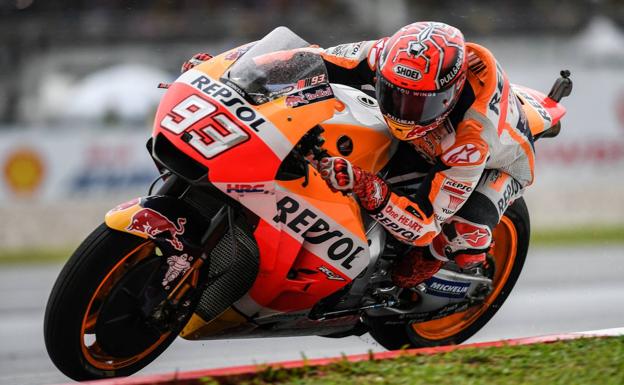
[44,224,193,380]
[368,198,530,350]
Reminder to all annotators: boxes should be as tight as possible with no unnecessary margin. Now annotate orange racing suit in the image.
[321,40,534,263]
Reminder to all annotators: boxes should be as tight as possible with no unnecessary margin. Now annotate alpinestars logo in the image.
[463,228,490,248]
[443,144,483,165]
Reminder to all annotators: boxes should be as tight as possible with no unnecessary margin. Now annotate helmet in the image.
[376,22,467,140]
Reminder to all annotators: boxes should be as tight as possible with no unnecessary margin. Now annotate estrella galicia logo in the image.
[425,277,470,299]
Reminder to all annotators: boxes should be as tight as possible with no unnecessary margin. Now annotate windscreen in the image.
[223,27,329,105]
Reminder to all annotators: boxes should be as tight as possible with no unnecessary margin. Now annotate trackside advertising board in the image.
[0,130,158,203]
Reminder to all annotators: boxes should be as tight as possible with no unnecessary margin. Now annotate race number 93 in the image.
[160,94,249,159]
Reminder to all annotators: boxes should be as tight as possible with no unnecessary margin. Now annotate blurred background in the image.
[1,2,624,385]
[1,0,623,250]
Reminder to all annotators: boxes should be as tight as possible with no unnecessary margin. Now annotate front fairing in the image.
[151,28,336,184]
[150,29,375,328]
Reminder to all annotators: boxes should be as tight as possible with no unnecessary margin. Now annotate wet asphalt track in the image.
[1,244,624,385]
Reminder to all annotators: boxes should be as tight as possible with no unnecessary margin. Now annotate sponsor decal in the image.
[318,266,345,281]
[349,42,363,57]
[425,277,470,299]
[3,147,45,196]
[442,144,483,165]
[515,89,552,124]
[222,78,247,97]
[439,49,464,87]
[268,85,295,98]
[328,42,363,59]
[374,203,423,242]
[226,183,267,194]
[442,178,473,196]
[447,195,465,211]
[328,44,349,57]
[393,64,422,81]
[462,228,490,248]
[285,93,308,108]
[497,178,523,215]
[488,64,505,116]
[273,196,367,272]
[162,253,192,287]
[296,74,326,90]
[285,84,334,108]
[189,75,268,132]
[405,125,430,140]
[127,208,187,251]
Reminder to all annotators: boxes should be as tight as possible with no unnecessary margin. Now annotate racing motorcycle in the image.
[44,27,572,380]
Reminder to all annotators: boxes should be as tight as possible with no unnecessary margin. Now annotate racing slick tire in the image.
[44,224,197,380]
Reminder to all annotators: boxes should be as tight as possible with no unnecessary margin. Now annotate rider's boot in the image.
[391,248,443,288]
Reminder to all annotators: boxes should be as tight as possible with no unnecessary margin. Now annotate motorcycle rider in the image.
[182,21,533,288]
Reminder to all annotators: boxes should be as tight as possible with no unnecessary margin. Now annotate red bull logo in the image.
[285,93,309,108]
[127,208,187,251]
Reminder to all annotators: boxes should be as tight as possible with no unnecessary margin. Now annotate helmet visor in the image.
[376,74,459,126]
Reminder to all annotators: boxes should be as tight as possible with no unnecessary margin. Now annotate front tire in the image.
[44,224,195,380]
[369,198,530,349]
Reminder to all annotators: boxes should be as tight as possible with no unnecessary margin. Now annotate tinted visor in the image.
[376,75,458,126]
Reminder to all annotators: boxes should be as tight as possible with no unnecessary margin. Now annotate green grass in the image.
[200,336,624,385]
[531,226,624,246]
[0,247,72,264]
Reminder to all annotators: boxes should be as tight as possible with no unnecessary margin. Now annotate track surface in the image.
[1,245,623,385]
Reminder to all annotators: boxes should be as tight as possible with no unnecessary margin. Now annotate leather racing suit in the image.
[320,40,534,268]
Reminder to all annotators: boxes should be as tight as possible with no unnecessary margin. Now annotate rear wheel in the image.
[44,224,200,380]
[369,198,530,349]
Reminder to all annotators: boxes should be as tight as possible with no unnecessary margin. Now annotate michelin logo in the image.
[425,277,470,299]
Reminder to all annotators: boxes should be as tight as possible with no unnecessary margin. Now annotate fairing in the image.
[146,28,397,340]
[512,84,567,137]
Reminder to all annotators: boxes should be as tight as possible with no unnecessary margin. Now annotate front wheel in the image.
[368,198,530,349]
[44,224,198,380]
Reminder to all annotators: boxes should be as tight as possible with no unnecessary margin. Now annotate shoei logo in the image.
[393,65,422,81]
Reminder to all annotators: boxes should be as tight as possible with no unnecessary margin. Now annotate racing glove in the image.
[181,52,214,73]
[319,157,389,212]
